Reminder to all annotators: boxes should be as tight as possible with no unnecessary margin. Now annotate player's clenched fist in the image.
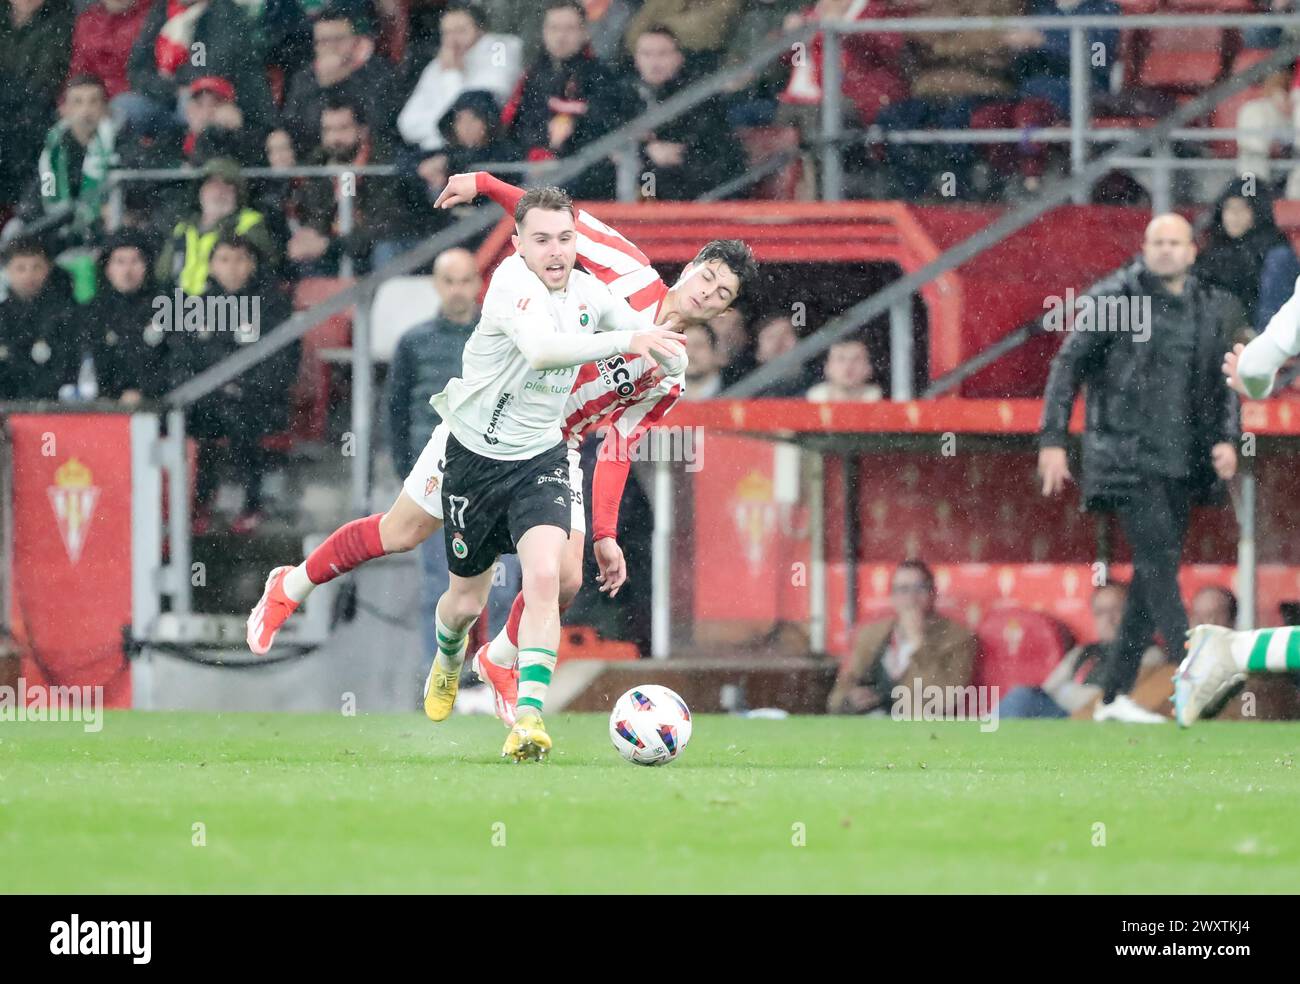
[629,327,686,363]
[435,172,480,209]
[1222,342,1250,397]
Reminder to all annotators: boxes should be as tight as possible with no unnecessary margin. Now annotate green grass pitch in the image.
[3,712,1299,893]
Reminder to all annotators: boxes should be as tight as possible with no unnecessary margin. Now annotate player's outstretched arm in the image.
[1229,279,1300,398]
[515,326,684,372]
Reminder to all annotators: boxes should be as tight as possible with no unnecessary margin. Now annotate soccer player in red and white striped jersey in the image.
[436,171,757,722]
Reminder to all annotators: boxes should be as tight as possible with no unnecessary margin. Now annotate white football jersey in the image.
[430,253,641,459]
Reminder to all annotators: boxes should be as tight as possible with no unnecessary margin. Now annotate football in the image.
[608,685,693,766]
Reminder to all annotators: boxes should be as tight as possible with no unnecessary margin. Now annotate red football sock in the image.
[505,591,570,647]
[304,513,386,585]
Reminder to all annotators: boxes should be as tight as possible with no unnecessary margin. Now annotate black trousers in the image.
[1101,475,1195,701]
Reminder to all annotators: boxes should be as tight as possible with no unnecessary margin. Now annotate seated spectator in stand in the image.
[157,158,279,296]
[751,313,811,396]
[712,306,755,387]
[172,234,297,535]
[578,0,635,64]
[776,0,907,194]
[999,580,1163,719]
[719,0,806,128]
[682,322,723,399]
[126,0,275,133]
[1196,177,1300,331]
[0,0,75,212]
[67,0,152,116]
[182,76,265,166]
[970,0,1117,198]
[876,0,1022,200]
[597,25,743,201]
[250,128,300,258]
[291,96,441,273]
[1235,66,1300,200]
[624,0,743,75]
[0,237,79,400]
[827,559,978,715]
[434,89,520,177]
[281,5,401,155]
[806,337,883,402]
[14,74,116,251]
[504,1,617,181]
[397,1,523,153]
[1191,584,1237,631]
[83,229,170,403]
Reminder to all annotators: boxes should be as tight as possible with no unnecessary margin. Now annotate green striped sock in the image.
[1233,627,1300,673]
[433,611,473,674]
[517,647,557,712]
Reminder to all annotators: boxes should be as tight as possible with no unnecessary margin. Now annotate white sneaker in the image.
[1094,693,1169,724]
[1174,625,1246,728]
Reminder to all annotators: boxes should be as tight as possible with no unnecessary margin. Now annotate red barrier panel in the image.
[5,412,134,706]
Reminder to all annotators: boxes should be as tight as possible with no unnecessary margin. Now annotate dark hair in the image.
[828,335,868,355]
[211,233,264,269]
[686,322,717,350]
[637,23,681,48]
[64,73,107,97]
[894,559,935,593]
[1196,584,1238,625]
[2,236,51,264]
[321,92,367,127]
[514,185,575,226]
[443,0,489,32]
[544,0,586,22]
[691,239,756,302]
[314,3,373,36]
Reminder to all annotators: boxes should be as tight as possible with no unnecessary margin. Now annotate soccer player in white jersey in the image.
[432,171,758,723]
[247,185,684,761]
[1173,276,1300,725]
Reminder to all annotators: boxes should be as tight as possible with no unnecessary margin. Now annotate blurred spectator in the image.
[67,0,151,107]
[83,228,169,403]
[750,313,810,396]
[0,0,75,210]
[577,0,635,64]
[1191,584,1237,630]
[968,0,1118,198]
[397,0,523,152]
[601,25,744,200]
[281,5,401,155]
[434,89,520,177]
[0,237,78,400]
[386,247,487,663]
[250,127,301,256]
[291,96,438,273]
[483,0,634,64]
[15,74,115,250]
[776,0,908,185]
[126,0,275,134]
[624,0,743,74]
[1235,66,1300,200]
[999,581,1161,718]
[158,158,279,295]
[174,233,297,534]
[806,337,882,401]
[710,305,755,386]
[682,322,722,399]
[875,0,1022,200]
[719,0,805,128]
[1196,177,1300,331]
[1242,0,1297,51]
[827,559,977,715]
[183,76,264,165]
[504,1,617,170]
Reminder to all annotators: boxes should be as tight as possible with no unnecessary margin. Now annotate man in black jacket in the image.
[594,24,743,201]
[1038,214,1243,723]
[83,229,170,402]
[0,237,79,401]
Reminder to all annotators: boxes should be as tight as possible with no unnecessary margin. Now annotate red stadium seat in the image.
[1136,27,1234,93]
[290,278,354,442]
[1114,0,1161,12]
[973,609,1075,695]
[1209,82,1267,158]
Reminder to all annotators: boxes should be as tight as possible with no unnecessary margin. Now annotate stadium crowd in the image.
[3,0,1300,532]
